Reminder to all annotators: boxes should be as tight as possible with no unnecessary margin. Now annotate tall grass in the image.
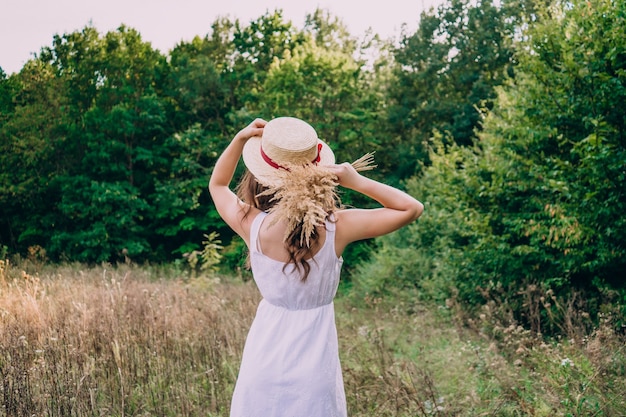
[0,261,254,416]
[1,260,625,416]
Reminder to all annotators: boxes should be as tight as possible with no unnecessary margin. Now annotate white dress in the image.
[230,211,347,417]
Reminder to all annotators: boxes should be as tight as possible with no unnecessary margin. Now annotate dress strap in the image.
[322,213,338,258]
[249,211,268,254]
[325,213,336,232]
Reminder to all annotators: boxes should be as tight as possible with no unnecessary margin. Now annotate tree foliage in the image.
[0,9,379,264]
[383,0,516,182]
[0,1,623,330]
[357,0,626,330]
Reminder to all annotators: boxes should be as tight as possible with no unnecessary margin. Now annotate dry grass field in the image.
[1,259,624,416]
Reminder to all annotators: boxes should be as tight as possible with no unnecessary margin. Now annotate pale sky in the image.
[0,0,440,75]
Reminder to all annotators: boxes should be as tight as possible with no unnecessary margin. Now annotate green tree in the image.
[167,17,241,123]
[0,60,69,252]
[358,0,626,331]
[0,68,16,119]
[167,37,230,130]
[9,25,177,262]
[229,10,305,114]
[148,125,225,258]
[303,8,358,55]
[496,0,626,293]
[57,26,169,261]
[384,0,516,182]
[260,42,364,158]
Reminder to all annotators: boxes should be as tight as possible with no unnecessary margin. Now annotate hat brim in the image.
[242,136,335,187]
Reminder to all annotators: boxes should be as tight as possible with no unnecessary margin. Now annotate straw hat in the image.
[242,117,335,186]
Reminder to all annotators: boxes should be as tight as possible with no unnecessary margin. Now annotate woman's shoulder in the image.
[232,205,264,247]
[333,207,365,222]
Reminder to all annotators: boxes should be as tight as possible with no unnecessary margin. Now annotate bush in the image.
[355,0,626,333]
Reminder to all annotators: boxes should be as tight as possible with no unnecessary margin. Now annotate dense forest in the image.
[1,0,624,331]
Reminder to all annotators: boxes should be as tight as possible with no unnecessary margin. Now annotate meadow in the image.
[1,259,624,416]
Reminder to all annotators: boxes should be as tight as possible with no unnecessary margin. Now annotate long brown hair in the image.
[236,170,332,282]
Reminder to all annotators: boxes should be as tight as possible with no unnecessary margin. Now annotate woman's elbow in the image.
[411,200,424,221]
[397,199,424,227]
[208,175,225,195]
[208,179,225,201]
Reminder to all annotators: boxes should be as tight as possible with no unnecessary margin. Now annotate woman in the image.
[209,117,423,417]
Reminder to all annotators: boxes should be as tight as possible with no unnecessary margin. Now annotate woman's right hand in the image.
[234,118,266,143]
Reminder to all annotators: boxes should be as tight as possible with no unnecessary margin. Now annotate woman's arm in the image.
[328,162,424,255]
[208,118,266,244]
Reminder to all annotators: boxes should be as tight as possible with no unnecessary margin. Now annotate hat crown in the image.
[261,117,319,166]
[241,116,335,187]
